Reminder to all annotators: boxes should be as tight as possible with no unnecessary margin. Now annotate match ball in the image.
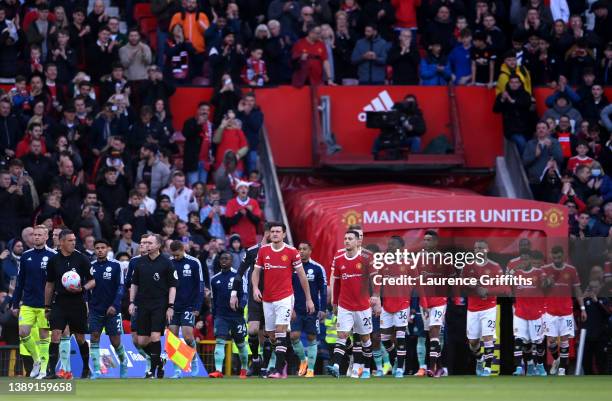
[61,270,81,291]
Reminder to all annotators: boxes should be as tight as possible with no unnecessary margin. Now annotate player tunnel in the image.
[284,183,569,374]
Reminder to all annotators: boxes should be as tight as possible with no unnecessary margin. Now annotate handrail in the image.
[503,138,534,199]
[259,125,293,245]
[448,83,465,160]
[310,85,325,167]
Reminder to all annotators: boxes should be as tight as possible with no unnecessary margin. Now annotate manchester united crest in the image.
[341,210,363,228]
[356,262,362,270]
[543,207,564,228]
[281,255,289,262]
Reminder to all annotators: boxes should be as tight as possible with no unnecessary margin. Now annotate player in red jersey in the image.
[379,236,418,378]
[327,230,381,379]
[461,240,508,377]
[541,246,586,376]
[417,230,456,377]
[505,238,532,273]
[331,224,378,378]
[251,222,314,379]
[508,249,548,376]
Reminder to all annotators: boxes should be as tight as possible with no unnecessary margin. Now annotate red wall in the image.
[253,87,313,167]
[151,86,314,167]
[1,84,512,169]
[455,86,504,168]
[169,87,213,129]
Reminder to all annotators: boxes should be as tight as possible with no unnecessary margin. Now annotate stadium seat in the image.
[139,16,158,36]
[134,3,154,22]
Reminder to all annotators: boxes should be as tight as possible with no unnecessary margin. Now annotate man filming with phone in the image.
[213,109,248,176]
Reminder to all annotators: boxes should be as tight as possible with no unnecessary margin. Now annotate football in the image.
[61,270,81,291]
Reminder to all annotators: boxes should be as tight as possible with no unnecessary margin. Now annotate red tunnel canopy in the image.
[284,183,568,275]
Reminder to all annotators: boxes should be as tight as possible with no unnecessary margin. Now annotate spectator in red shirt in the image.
[212,110,248,176]
[391,0,420,31]
[225,181,262,247]
[15,122,47,158]
[567,140,594,174]
[291,24,334,87]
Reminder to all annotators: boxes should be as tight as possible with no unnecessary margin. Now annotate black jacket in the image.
[182,117,206,172]
[0,114,21,155]
[140,79,176,107]
[493,88,533,139]
[86,41,119,82]
[579,95,609,123]
[0,187,30,241]
[116,204,151,241]
[20,152,55,195]
[96,182,128,220]
[387,44,420,85]
[50,175,86,226]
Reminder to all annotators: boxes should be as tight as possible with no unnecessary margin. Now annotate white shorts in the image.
[543,313,575,338]
[337,306,373,335]
[380,308,409,329]
[422,305,446,331]
[263,295,294,332]
[466,307,497,340]
[513,315,544,342]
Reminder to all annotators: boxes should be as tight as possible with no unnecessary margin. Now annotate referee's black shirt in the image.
[232,244,263,293]
[46,250,93,302]
[132,254,177,306]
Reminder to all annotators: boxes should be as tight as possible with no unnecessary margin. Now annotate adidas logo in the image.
[358,90,394,122]
[27,257,32,261]
[265,256,271,260]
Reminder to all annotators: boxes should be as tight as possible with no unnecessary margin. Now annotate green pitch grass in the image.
[2,376,611,401]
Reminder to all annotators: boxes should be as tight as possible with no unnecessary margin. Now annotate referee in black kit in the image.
[44,229,95,379]
[129,234,177,378]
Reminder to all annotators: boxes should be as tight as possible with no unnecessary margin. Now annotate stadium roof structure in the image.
[284,183,568,269]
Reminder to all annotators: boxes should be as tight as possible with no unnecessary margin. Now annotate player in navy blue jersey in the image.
[89,239,128,379]
[11,225,57,379]
[210,251,249,378]
[291,241,327,377]
[168,240,204,378]
[125,241,150,371]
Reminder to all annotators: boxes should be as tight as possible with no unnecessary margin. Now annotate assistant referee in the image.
[129,234,177,378]
[44,229,95,379]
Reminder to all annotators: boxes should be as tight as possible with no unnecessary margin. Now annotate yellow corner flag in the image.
[164,329,197,372]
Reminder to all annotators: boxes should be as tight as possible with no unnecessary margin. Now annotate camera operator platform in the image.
[369,95,426,161]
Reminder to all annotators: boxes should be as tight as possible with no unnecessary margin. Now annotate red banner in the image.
[339,196,567,236]
[285,183,568,270]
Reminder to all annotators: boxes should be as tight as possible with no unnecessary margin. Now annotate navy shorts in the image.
[291,313,319,335]
[214,316,246,342]
[372,315,381,332]
[170,310,196,327]
[89,312,123,336]
[130,311,138,332]
[408,312,425,337]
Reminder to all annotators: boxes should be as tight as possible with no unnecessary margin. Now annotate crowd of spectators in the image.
[1,0,611,88]
[0,0,611,364]
[0,0,281,342]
